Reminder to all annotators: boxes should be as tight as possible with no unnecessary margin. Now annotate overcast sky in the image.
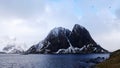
[0,0,120,51]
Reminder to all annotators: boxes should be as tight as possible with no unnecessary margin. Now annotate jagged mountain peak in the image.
[72,24,88,35]
[74,24,85,30]
[70,24,96,48]
[48,27,71,37]
[26,24,108,54]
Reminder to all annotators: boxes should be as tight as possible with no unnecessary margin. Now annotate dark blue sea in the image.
[0,54,109,68]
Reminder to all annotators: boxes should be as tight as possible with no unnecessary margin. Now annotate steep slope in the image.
[27,27,71,54]
[26,24,108,54]
[69,24,96,48]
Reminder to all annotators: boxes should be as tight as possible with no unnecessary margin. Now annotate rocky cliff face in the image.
[69,24,96,48]
[42,27,71,53]
[26,24,108,54]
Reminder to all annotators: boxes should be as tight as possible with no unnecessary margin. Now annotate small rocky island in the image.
[26,24,108,54]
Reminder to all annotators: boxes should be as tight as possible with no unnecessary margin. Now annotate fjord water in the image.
[0,54,109,68]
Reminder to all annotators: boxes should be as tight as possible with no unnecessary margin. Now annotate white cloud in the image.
[95,30,120,51]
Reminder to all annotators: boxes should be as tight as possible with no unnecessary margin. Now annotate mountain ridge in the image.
[26,24,108,54]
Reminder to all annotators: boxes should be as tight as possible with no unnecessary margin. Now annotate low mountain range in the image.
[3,44,24,54]
[26,24,108,54]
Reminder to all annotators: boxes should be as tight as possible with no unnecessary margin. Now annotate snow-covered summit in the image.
[51,27,65,35]
[48,27,70,37]
[3,44,24,54]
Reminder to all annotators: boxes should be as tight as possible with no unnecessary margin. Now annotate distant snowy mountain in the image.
[26,24,108,54]
[3,44,24,54]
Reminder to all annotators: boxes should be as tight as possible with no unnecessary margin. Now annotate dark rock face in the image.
[69,24,96,48]
[26,45,38,54]
[26,24,108,54]
[27,27,71,54]
[42,27,71,53]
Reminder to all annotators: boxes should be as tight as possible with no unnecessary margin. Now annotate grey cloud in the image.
[0,0,120,51]
[0,0,47,19]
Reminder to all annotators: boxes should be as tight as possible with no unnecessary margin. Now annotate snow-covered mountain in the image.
[3,44,24,54]
[26,24,108,54]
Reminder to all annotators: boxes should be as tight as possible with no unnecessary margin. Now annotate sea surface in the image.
[0,54,109,68]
